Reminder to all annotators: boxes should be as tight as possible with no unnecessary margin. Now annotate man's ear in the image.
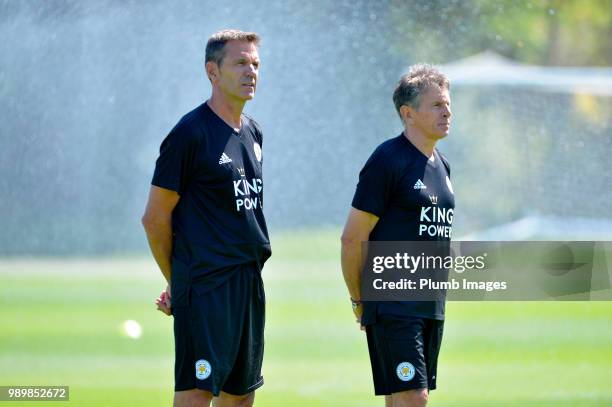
[400,105,414,125]
[205,61,219,83]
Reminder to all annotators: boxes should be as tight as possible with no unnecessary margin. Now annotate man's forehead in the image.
[224,41,259,58]
[423,85,450,100]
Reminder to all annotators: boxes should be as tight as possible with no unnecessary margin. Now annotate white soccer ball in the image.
[122,319,142,339]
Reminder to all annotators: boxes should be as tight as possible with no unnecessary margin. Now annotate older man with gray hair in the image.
[341,64,455,407]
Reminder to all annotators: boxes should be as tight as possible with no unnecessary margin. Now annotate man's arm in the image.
[340,207,379,323]
[141,185,180,314]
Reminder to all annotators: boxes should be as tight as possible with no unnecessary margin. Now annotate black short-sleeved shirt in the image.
[152,102,271,306]
[352,134,455,321]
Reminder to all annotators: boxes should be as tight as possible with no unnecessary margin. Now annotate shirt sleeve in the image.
[151,125,198,195]
[436,148,451,177]
[251,118,263,146]
[351,147,394,217]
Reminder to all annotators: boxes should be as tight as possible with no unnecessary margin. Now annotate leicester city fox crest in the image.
[396,362,415,382]
[195,359,212,380]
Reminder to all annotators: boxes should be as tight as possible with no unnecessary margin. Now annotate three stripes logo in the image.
[218,153,232,165]
[413,179,427,190]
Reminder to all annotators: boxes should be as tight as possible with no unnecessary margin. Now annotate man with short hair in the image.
[341,64,455,407]
[142,29,270,407]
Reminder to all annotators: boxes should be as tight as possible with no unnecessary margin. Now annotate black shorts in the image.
[173,264,265,396]
[365,314,444,395]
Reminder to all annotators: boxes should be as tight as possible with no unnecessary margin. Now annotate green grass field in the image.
[1,229,611,406]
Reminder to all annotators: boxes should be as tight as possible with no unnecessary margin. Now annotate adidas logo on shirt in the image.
[218,153,232,165]
[413,179,427,190]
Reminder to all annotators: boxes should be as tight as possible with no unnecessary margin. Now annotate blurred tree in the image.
[479,0,612,66]
[388,0,612,66]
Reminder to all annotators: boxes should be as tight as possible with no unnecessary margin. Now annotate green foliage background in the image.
[389,0,612,65]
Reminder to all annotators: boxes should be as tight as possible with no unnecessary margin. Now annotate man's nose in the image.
[443,105,451,118]
[246,64,257,76]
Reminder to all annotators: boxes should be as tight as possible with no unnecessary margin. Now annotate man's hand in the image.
[155,285,172,316]
[352,301,365,331]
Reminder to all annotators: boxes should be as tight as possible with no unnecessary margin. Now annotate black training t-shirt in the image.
[152,102,271,306]
[351,134,455,321]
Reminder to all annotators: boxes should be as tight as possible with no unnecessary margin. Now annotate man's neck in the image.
[403,127,436,158]
[207,94,245,130]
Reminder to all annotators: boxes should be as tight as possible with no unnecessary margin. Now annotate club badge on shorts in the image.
[195,359,212,380]
[396,362,415,382]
